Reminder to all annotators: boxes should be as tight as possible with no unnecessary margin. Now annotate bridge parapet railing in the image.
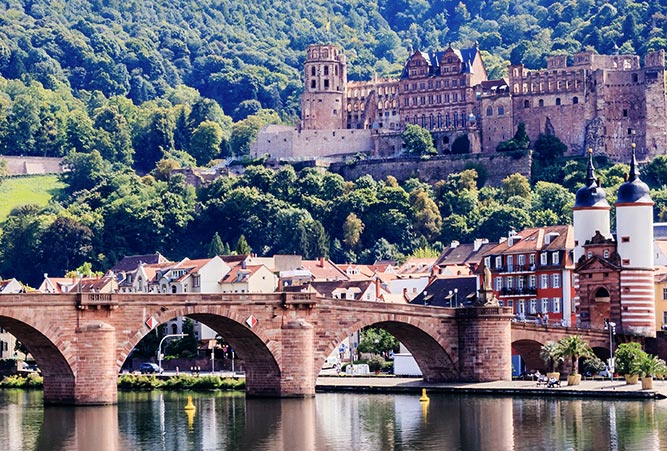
[77,293,118,309]
[456,306,514,318]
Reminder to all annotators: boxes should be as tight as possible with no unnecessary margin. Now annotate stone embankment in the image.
[316,377,667,400]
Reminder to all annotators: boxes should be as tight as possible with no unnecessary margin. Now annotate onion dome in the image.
[574,149,609,208]
[616,144,652,204]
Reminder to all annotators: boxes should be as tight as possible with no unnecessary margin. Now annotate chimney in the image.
[375,278,381,299]
[319,257,325,267]
[242,260,247,269]
[450,240,460,248]
[473,238,488,251]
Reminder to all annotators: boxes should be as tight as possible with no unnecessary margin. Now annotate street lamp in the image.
[454,288,459,307]
[604,318,616,382]
[158,333,187,373]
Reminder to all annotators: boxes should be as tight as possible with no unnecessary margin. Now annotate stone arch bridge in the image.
[0,292,610,405]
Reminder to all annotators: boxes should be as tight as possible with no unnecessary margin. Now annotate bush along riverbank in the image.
[118,374,245,391]
[0,374,245,391]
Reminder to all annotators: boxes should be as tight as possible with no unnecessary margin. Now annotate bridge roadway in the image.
[0,292,607,405]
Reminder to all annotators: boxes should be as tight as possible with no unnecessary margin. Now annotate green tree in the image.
[555,335,594,375]
[207,232,225,257]
[342,212,364,250]
[235,234,251,255]
[357,328,399,355]
[402,124,436,156]
[189,120,223,166]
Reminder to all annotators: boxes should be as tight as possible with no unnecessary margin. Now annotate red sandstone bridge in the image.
[0,293,609,405]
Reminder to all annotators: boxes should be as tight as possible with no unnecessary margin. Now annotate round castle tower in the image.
[301,44,347,130]
[615,144,656,336]
[572,149,611,262]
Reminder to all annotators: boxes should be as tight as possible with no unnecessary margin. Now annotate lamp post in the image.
[604,319,616,382]
[454,288,459,307]
[158,333,187,373]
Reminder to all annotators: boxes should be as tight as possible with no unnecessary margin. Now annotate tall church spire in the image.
[584,148,597,187]
[628,143,638,181]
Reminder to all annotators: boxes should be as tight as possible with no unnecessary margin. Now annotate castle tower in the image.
[572,149,611,263]
[301,44,347,130]
[615,144,656,336]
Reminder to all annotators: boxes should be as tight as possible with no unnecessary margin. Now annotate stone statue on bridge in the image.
[475,262,499,307]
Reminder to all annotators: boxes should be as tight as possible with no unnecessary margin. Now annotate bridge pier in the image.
[45,321,118,405]
[457,307,513,382]
[279,318,316,397]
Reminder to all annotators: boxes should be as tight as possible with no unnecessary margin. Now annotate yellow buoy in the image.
[184,395,196,411]
[419,388,430,403]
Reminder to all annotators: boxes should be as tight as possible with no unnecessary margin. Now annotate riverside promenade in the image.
[316,376,667,400]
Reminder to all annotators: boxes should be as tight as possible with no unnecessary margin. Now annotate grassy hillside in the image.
[0,176,65,221]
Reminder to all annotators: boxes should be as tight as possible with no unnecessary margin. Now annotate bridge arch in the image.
[316,315,459,381]
[118,305,282,396]
[0,315,75,403]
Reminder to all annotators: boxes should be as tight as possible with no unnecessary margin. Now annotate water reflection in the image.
[0,390,666,450]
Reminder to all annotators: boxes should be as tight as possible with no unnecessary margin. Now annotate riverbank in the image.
[316,376,667,400]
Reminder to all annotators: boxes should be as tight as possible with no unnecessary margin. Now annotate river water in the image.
[0,389,666,451]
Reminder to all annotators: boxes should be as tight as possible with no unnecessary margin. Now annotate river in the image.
[0,389,666,450]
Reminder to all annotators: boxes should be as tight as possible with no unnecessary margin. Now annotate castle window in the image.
[324,79,329,89]
[335,66,338,76]
[557,81,562,90]
[429,114,434,129]
[452,80,458,87]
[628,128,633,135]
[623,109,628,117]
[498,106,505,116]
[404,98,409,107]
[555,98,561,106]
[437,113,443,128]
[311,67,316,76]
[632,73,638,83]
[573,97,579,104]
[539,99,544,107]
[324,66,329,75]
[378,101,383,110]
[524,100,530,109]
[354,103,359,112]
[453,93,458,102]
[392,86,396,94]
[435,81,441,88]
[385,100,390,109]
[421,115,426,127]
[453,112,459,127]
[392,100,397,108]
[486,106,493,116]
[311,80,316,89]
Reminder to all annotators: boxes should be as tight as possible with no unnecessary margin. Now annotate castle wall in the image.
[330,152,531,186]
[251,125,377,160]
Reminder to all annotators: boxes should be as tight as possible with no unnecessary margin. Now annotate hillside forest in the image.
[1,0,667,285]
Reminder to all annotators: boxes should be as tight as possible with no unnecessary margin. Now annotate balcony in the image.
[498,287,537,297]
[495,265,536,274]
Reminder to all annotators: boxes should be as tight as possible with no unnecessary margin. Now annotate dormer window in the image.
[540,253,548,265]
[552,252,559,265]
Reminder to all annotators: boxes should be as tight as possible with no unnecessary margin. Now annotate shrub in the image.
[367,355,386,373]
[0,373,43,388]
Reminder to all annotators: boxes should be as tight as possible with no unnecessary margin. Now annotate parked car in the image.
[139,362,163,374]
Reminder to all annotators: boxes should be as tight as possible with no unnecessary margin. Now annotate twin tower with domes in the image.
[573,146,655,337]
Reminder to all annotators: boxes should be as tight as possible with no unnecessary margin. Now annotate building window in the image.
[507,276,513,289]
[552,274,560,288]
[662,287,667,300]
[530,299,537,314]
[552,252,559,265]
[621,236,630,243]
[193,275,200,288]
[604,250,609,258]
[529,275,536,288]
[573,96,579,104]
[542,298,549,313]
[540,274,549,289]
[517,277,524,290]
[539,99,544,107]
[498,106,505,116]
[486,106,493,116]
[518,254,526,266]
[540,253,548,265]
[495,277,503,291]
[484,256,491,268]
[552,298,561,313]
[518,300,525,315]
[311,67,316,76]
[556,98,561,106]
[529,254,535,266]
[507,255,514,272]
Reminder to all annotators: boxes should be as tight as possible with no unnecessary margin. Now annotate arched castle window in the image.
[498,106,505,116]
[514,84,519,93]
[539,99,544,107]
[385,100,390,109]
[378,101,383,110]
[556,98,561,106]
[392,100,397,108]
[354,103,359,112]
[524,100,530,108]
[429,114,434,129]
[421,114,426,127]
[486,106,493,116]
[453,112,459,126]
[437,113,443,128]
[347,104,352,112]
[360,103,365,111]
[445,113,450,127]
[573,97,579,104]
[414,115,418,124]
